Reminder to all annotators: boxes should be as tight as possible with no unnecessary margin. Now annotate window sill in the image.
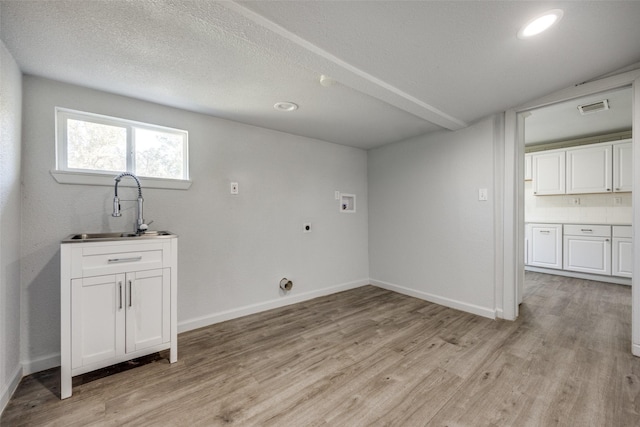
[51,170,192,190]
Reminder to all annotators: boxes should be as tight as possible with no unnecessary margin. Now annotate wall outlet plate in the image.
[230,182,239,195]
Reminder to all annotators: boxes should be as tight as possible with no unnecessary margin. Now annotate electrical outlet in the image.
[335,191,340,200]
[478,188,488,201]
[614,197,622,205]
[569,197,580,205]
[230,182,239,195]
[303,223,312,233]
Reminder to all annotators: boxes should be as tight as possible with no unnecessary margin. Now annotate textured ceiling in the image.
[525,86,633,145]
[1,1,639,149]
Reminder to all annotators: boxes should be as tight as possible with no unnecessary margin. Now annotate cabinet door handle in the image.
[128,280,132,307]
[581,229,593,232]
[108,256,142,264]
[607,188,611,191]
[539,230,550,234]
[118,282,123,310]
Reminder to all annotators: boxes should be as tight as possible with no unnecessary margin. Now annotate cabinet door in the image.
[613,141,632,192]
[524,154,532,181]
[126,268,170,353]
[563,236,611,275]
[529,224,563,269]
[532,151,565,195]
[72,274,125,369]
[566,144,612,194]
[612,237,633,278]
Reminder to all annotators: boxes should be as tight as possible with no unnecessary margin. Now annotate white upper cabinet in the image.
[524,154,533,181]
[566,143,612,194]
[532,150,565,195]
[613,140,632,192]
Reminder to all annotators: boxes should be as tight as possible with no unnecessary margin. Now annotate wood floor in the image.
[3,272,640,426]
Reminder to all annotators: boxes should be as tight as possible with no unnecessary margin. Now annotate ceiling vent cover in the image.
[578,99,609,115]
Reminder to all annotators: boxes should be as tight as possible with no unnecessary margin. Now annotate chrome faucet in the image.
[112,172,148,233]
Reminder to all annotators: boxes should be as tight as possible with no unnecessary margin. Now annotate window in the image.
[55,108,190,188]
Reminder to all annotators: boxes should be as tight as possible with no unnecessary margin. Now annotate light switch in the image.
[478,188,488,201]
[230,182,239,195]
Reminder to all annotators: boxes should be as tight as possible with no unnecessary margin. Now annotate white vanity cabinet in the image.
[563,225,611,275]
[61,236,177,399]
[527,223,563,269]
[566,143,612,194]
[612,225,633,278]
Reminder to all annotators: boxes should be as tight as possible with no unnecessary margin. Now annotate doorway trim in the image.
[503,68,640,355]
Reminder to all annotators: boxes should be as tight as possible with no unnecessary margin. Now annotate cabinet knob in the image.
[607,189,611,191]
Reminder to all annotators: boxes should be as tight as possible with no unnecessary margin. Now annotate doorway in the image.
[502,68,640,355]
[522,87,632,289]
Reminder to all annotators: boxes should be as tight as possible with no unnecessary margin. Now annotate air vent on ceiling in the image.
[577,99,609,115]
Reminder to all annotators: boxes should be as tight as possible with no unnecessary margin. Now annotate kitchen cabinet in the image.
[524,223,531,264]
[613,140,632,192]
[612,225,632,278]
[532,150,565,195]
[563,225,611,275]
[566,143,612,194]
[524,153,532,181]
[527,223,563,269]
[61,236,177,399]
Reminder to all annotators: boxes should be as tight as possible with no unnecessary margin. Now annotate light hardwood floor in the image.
[3,272,640,426]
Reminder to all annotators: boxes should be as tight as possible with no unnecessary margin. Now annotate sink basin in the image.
[62,231,175,243]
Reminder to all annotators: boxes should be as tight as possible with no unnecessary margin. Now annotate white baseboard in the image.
[1,364,22,416]
[525,266,632,286]
[21,353,60,376]
[178,278,370,333]
[633,343,640,357]
[370,279,496,320]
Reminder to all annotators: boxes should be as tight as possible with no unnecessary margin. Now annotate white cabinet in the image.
[528,224,563,269]
[61,237,178,399]
[566,143,612,194]
[524,153,533,181]
[612,225,633,278]
[563,225,611,275]
[613,140,632,192]
[524,223,531,264]
[532,150,565,195]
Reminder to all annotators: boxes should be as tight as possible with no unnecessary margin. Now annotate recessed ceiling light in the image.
[518,9,563,39]
[274,101,298,112]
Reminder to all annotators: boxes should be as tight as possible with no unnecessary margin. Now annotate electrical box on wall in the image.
[340,193,356,213]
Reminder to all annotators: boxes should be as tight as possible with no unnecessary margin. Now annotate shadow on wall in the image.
[22,246,60,370]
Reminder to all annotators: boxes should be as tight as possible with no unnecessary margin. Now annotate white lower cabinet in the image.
[71,269,169,369]
[528,224,563,269]
[527,223,632,280]
[61,237,177,399]
[563,225,611,275]
[612,226,633,278]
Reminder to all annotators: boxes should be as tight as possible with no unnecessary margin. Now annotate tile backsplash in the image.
[525,181,632,224]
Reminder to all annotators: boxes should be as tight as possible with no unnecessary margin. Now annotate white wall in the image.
[525,182,632,224]
[20,76,369,372]
[368,117,498,318]
[0,41,23,412]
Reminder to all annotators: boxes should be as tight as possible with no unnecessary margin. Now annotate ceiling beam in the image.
[222,1,467,131]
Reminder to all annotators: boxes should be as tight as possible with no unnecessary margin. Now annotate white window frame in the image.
[52,107,191,190]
